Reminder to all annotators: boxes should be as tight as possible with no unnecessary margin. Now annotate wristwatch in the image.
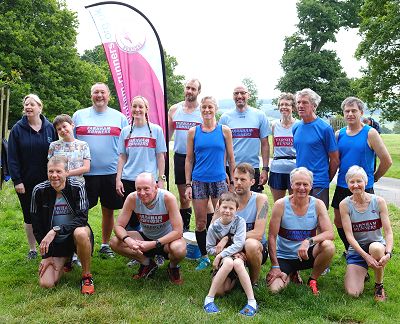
[158,175,166,181]
[155,240,163,249]
[385,251,392,258]
[52,226,61,234]
[262,166,270,172]
[307,237,315,246]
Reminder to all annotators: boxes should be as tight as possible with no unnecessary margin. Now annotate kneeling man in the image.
[111,172,186,284]
[31,156,94,294]
[266,167,335,295]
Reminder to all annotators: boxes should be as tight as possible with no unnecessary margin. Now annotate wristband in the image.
[262,166,270,172]
[271,265,280,269]
[385,251,392,258]
[122,235,130,242]
[185,183,192,187]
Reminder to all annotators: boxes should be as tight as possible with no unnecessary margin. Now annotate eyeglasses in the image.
[233,91,248,96]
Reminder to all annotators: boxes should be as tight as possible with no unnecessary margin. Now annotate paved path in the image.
[332,176,400,208]
[169,142,400,207]
[373,177,400,208]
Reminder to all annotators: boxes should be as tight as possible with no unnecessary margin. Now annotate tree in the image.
[0,0,104,126]
[276,0,361,116]
[242,78,262,109]
[355,0,400,121]
[393,121,400,134]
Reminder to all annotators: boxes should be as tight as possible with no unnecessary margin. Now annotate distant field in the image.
[382,134,399,179]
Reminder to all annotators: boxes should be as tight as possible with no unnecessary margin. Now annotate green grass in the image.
[381,134,400,179]
[1,169,400,323]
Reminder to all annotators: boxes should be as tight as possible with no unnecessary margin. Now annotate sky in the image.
[67,0,364,100]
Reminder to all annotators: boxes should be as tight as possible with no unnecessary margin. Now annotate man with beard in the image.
[213,163,268,294]
[168,79,203,231]
[73,83,128,259]
[219,85,271,193]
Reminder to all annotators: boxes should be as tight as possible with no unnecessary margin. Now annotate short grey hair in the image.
[345,165,368,185]
[48,155,68,171]
[91,82,110,94]
[341,97,365,112]
[290,167,314,187]
[295,88,321,108]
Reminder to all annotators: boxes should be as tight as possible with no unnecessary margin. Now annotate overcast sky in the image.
[67,0,364,100]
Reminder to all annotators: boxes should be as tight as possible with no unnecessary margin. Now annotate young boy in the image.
[48,114,91,268]
[48,114,91,183]
[204,192,258,317]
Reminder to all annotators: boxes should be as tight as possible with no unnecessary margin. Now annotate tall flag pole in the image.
[85,1,167,134]
[85,1,169,186]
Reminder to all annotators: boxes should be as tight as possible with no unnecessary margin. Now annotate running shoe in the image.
[239,304,258,317]
[127,259,139,267]
[98,245,115,259]
[72,253,81,267]
[374,283,387,302]
[81,274,95,295]
[289,271,303,284]
[27,250,38,260]
[204,302,220,314]
[132,259,158,280]
[155,254,165,267]
[63,261,73,273]
[167,265,184,285]
[195,257,210,271]
[308,278,319,295]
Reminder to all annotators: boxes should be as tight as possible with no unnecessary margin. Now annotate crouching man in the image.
[110,172,186,284]
[266,167,335,295]
[31,156,95,294]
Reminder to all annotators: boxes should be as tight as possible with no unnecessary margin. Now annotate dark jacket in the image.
[7,114,57,186]
[31,178,89,258]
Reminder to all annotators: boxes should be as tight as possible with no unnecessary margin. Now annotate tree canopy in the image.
[242,78,262,109]
[355,0,400,121]
[0,0,104,126]
[276,0,362,116]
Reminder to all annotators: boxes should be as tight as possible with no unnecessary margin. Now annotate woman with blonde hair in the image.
[8,94,57,259]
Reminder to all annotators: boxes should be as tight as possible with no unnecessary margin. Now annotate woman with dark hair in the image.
[8,94,57,259]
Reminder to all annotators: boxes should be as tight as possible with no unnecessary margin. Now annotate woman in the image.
[116,96,167,229]
[8,94,57,259]
[268,93,297,202]
[185,96,235,271]
[332,97,392,255]
[339,165,393,302]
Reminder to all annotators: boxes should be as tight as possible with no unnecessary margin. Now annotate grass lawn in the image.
[1,165,399,324]
[381,134,400,179]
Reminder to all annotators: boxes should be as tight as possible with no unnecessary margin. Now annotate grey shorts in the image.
[192,180,227,199]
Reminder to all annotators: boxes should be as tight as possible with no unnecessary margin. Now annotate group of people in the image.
[6,80,394,316]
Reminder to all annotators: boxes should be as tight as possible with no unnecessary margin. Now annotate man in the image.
[168,79,203,231]
[219,85,271,192]
[73,82,128,258]
[213,163,268,294]
[293,88,339,208]
[266,167,335,295]
[110,172,186,284]
[31,156,95,294]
